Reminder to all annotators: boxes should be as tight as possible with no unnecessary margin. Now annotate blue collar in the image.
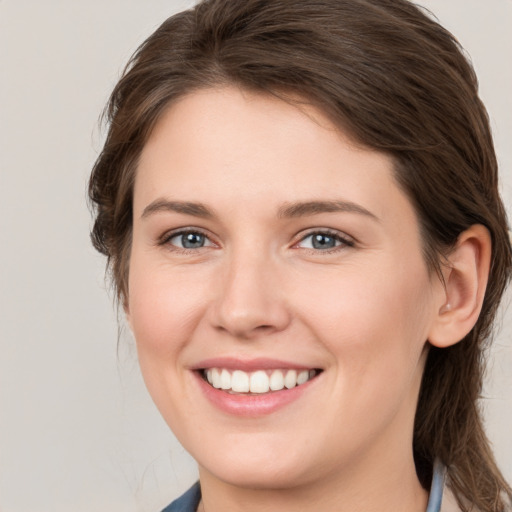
[426,458,447,512]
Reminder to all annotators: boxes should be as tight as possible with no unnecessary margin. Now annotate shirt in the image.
[162,459,459,512]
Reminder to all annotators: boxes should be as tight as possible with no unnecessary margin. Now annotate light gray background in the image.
[0,1,511,511]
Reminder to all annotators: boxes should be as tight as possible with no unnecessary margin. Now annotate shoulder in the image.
[161,482,201,512]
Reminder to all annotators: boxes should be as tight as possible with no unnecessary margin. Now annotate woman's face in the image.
[128,87,444,489]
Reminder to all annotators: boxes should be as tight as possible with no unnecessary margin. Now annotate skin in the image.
[126,86,483,512]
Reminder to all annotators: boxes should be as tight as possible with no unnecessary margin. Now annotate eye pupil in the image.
[182,232,205,248]
[312,234,336,249]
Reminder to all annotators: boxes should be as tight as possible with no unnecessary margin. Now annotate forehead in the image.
[134,86,412,228]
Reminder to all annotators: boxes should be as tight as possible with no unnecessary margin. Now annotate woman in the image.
[88,0,512,510]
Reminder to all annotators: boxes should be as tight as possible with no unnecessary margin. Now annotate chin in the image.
[204,463,309,490]
[195,443,324,490]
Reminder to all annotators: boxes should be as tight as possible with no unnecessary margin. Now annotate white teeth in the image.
[250,371,270,393]
[231,370,250,393]
[297,370,309,385]
[212,368,221,389]
[284,369,297,389]
[204,367,318,393]
[220,369,231,390]
[269,370,285,391]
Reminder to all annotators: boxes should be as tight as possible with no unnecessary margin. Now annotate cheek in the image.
[299,264,433,446]
[126,255,214,435]
[127,255,211,360]
[296,258,433,383]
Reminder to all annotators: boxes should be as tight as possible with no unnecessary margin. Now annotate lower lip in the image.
[193,371,318,417]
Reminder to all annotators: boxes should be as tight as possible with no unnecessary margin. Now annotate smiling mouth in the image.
[200,368,322,394]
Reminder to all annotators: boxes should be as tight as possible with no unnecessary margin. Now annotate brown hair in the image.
[89,0,512,509]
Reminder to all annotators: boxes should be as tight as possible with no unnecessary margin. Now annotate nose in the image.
[209,250,292,340]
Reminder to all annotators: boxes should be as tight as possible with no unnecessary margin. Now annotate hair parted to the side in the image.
[88,0,512,510]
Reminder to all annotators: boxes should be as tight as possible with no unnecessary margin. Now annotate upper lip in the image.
[190,357,320,372]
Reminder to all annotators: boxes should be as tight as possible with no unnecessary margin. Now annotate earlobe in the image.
[428,225,491,348]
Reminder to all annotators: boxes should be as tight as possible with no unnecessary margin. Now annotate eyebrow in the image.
[141,199,214,219]
[141,198,378,221]
[277,200,378,220]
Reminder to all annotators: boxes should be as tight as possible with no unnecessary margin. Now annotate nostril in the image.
[209,267,292,338]
[213,313,286,340]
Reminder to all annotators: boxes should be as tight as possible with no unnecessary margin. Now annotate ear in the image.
[428,224,491,348]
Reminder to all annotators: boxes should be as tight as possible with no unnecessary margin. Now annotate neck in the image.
[197,451,428,512]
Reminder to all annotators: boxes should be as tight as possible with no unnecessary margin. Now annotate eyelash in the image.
[158,228,216,254]
[293,229,355,253]
[158,228,355,254]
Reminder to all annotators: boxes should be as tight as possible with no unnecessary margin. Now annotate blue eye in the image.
[167,231,213,249]
[297,231,352,250]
